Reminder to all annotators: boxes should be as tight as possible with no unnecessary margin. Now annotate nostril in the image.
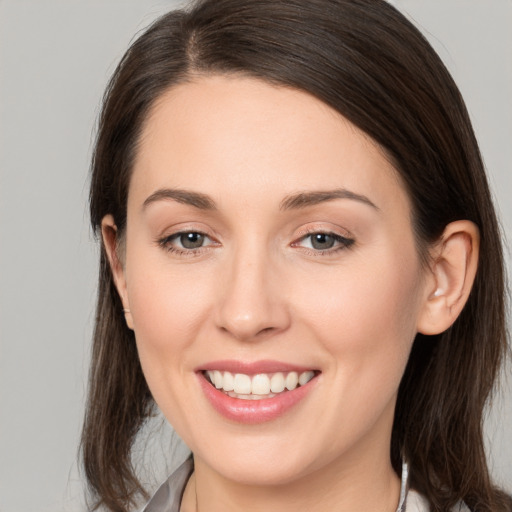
[217,318,282,341]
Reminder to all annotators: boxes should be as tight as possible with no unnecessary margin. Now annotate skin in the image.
[103,76,479,512]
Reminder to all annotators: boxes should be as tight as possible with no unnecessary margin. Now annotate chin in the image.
[190,429,331,487]
[207,452,314,486]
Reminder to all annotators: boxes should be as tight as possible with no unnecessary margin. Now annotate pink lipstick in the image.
[196,360,319,424]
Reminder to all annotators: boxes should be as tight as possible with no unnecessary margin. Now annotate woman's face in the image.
[112,76,432,485]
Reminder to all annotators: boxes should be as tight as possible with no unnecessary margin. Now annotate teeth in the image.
[227,391,277,400]
[223,371,234,391]
[270,372,285,393]
[233,373,252,394]
[285,371,299,390]
[213,370,223,389]
[299,370,315,386]
[252,374,271,395]
[205,370,316,396]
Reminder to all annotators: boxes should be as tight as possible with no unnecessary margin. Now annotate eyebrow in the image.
[142,188,217,210]
[279,189,379,211]
[142,187,378,212]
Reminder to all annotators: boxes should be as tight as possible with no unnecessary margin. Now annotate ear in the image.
[101,214,134,330]
[417,220,479,335]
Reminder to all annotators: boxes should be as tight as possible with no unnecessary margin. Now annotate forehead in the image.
[130,75,408,214]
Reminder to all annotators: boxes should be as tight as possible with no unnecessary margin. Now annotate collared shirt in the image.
[141,458,470,512]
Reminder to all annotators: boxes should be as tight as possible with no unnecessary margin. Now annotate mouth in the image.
[196,360,321,423]
[202,369,318,400]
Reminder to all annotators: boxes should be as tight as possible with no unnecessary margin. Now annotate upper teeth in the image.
[206,370,315,395]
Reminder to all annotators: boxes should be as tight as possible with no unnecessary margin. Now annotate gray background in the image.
[0,1,510,511]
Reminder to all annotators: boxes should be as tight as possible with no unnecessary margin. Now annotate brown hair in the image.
[83,0,511,510]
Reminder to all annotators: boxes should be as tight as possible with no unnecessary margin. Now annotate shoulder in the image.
[140,457,194,512]
[406,489,471,512]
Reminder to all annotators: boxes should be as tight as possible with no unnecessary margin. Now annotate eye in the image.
[308,233,337,250]
[158,231,216,254]
[293,231,354,253]
[175,232,207,249]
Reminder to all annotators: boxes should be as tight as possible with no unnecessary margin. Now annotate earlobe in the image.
[417,220,479,335]
[101,215,134,330]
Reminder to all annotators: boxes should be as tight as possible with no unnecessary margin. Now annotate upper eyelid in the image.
[160,230,216,245]
[157,224,218,240]
[291,224,355,247]
[156,224,355,247]
[292,224,353,240]
[293,232,354,246]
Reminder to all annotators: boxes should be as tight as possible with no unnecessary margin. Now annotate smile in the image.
[197,362,320,423]
[204,370,316,399]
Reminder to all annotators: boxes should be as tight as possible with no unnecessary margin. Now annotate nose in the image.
[215,246,291,341]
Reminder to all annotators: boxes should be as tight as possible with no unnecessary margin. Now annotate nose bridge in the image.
[215,239,289,340]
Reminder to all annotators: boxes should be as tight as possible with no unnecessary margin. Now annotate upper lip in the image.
[195,359,318,375]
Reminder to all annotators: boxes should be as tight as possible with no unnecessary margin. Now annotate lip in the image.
[195,359,315,375]
[196,361,319,424]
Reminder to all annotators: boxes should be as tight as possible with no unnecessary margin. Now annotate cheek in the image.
[295,249,423,378]
[288,253,424,451]
[123,252,215,429]
[123,245,214,375]
[129,275,192,349]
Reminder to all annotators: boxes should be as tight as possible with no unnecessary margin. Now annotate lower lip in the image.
[197,373,318,424]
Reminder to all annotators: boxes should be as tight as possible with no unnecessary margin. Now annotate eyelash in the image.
[291,229,355,256]
[157,230,355,257]
[157,231,217,257]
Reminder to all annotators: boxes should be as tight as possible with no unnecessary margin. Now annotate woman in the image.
[81,0,511,511]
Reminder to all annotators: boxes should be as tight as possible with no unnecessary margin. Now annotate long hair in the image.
[83,1,510,510]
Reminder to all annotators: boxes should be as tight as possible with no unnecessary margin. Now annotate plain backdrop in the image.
[0,1,511,511]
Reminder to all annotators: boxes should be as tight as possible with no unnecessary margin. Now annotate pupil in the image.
[311,233,334,250]
[181,233,204,249]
